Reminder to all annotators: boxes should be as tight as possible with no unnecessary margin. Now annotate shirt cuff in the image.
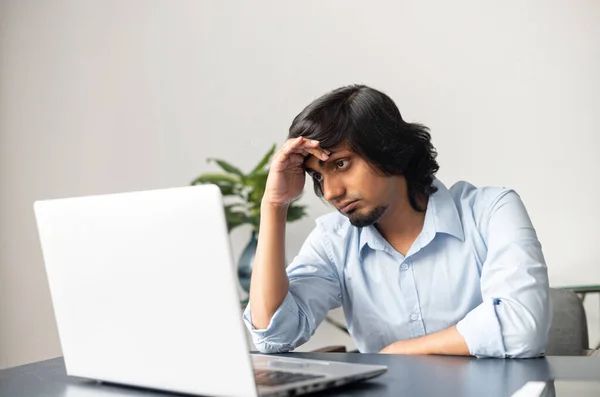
[243,292,303,353]
[456,299,506,358]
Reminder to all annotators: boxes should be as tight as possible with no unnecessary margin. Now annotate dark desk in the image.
[1,354,600,397]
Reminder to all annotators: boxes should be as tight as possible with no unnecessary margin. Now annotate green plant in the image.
[191,144,307,232]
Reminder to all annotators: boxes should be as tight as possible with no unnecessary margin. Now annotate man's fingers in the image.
[302,139,331,157]
[293,138,330,160]
[297,148,326,160]
[303,138,330,155]
[279,137,329,161]
[280,137,304,156]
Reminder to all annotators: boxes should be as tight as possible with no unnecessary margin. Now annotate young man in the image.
[243,85,551,358]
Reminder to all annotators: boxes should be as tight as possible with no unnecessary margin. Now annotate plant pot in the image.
[237,230,257,293]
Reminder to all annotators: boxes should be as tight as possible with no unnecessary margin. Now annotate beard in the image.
[346,205,388,228]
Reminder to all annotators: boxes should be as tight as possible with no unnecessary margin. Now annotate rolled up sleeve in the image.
[243,226,342,353]
[456,190,552,358]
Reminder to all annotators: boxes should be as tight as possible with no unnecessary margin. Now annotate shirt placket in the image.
[398,257,426,338]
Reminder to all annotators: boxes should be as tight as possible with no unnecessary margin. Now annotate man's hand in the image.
[379,326,471,356]
[379,340,414,355]
[263,137,329,207]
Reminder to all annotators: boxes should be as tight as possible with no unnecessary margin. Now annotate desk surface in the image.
[1,353,600,397]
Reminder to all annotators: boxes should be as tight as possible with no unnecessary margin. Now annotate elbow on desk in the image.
[504,332,547,358]
[245,301,314,354]
[251,320,311,354]
[502,318,551,358]
[254,341,295,354]
[493,291,552,358]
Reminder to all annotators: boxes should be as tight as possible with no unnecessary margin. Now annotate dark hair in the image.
[288,84,439,212]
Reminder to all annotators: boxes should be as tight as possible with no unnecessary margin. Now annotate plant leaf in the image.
[224,204,250,232]
[190,173,241,196]
[286,204,307,223]
[245,170,269,205]
[208,158,245,177]
[191,173,240,185]
[249,144,276,176]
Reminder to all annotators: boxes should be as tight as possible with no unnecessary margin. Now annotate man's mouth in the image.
[337,200,359,214]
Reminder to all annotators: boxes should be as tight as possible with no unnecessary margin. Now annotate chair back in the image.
[546,288,589,355]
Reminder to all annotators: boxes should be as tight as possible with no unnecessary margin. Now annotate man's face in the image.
[303,142,400,227]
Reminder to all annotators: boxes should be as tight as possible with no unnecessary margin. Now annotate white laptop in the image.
[33,184,387,397]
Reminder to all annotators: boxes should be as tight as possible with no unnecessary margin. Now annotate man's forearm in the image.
[248,203,290,329]
[379,326,470,356]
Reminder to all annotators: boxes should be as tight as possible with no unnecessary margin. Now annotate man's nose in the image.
[322,178,344,202]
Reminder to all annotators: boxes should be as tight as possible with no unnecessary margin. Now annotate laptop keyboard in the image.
[254,369,325,387]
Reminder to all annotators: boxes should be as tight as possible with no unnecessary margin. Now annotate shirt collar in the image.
[429,178,465,242]
[358,178,464,254]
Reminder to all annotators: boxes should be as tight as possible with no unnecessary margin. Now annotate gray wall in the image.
[1,0,599,369]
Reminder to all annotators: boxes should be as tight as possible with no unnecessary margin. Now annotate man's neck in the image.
[375,196,427,256]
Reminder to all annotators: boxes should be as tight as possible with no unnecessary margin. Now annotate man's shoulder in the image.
[314,211,354,237]
[445,180,518,216]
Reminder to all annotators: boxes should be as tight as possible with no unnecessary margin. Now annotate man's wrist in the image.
[261,201,289,218]
[380,339,421,355]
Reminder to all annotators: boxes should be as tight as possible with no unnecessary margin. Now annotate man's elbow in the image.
[250,312,274,331]
[254,341,294,354]
[504,323,549,358]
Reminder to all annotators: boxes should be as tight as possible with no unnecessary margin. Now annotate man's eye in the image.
[336,160,349,169]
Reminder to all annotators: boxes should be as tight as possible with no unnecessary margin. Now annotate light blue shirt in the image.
[243,179,551,358]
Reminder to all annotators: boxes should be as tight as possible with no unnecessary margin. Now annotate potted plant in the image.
[191,144,307,292]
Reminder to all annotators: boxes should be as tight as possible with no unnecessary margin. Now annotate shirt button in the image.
[400,263,409,271]
[410,312,419,322]
[374,239,380,245]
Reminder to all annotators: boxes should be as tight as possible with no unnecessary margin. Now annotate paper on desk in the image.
[511,382,547,397]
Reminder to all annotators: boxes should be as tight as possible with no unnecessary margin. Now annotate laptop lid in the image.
[34,185,258,397]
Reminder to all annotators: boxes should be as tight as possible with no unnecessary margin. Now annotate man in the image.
[242,85,551,358]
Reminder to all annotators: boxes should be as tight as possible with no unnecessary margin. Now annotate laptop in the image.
[33,184,387,397]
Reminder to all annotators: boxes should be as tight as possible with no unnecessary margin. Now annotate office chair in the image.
[546,288,590,355]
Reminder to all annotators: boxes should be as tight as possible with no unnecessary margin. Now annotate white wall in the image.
[1,0,599,369]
